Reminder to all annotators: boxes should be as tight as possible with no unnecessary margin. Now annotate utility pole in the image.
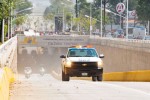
[63,7,65,32]
[121,0,124,29]
[101,0,103,37]
[71,15,73,31]
[90,3,92,36]
[126,0,128,39]
[76,0,78,17]
[148,21,149,35]
[103,0,106,36]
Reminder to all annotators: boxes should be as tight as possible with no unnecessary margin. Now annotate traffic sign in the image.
[128,10,136,18]
[131,10,136,16]
[116,3,125,14]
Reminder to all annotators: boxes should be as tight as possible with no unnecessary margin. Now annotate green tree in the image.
[73,14,96,34]
[13,0,33,29]
[13,15,27,26]
[136,0,150,21]
[0,0,18,42]
[44,0,74,31]
[76,0,110,30]
[0,0,17,20]
[44,0,74,18]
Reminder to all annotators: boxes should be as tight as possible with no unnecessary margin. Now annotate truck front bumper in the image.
[65,68,103,77]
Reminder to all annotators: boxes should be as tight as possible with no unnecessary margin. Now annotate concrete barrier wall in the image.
[17,35,150,81]
[91,37,150,81]
[0,36,17,68]
[0,37,17,99]
[0,67,15,100]
[103,70,150,81]
[95,45,150,72]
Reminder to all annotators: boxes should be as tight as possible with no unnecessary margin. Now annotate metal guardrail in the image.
[89,35,150,43]
[0,36,17,68]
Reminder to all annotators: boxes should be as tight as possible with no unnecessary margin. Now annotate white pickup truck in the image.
[60,45,104,81]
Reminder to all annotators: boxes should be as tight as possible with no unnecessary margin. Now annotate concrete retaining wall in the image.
[87,37,150,73]
[91,37,150,81]
[0,67,15,100]
[103,70,150,81]
[17,35,150,72]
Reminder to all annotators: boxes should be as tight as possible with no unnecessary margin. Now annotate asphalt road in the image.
[10,73,150,100]
[14,47,150,100]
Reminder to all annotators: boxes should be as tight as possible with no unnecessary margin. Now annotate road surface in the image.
[14,46,150,100]
[10,73,150,100]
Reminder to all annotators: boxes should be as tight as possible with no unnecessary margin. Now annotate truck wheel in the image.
[62,71,70,81]
[65,74,70,81]
[97,75,103,81]
[62,71,66,81]
[25,74,30,79]
[92,76,97,81]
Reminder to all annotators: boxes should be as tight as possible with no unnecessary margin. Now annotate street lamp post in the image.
[71,15,73,31]
[105,9,126,19]
[15,7,33,14]
[87,0,94,36]
[148,21,149,35]
[61,3,65,33]
[103,0,106,36]
[90,3,92,36]
[63,7,65,32]
[85,15,101,36]
[101,0,103,37]
[85,15,101,23]
[126,0,129,39]
[76,0,78,17]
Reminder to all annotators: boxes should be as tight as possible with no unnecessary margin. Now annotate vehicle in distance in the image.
[60,45,104,81]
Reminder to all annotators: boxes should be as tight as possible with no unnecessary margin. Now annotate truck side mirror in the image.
[60,55,66,58]
[99,54,104,58]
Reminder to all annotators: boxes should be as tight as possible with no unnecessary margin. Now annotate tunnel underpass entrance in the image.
[17,35,89,76]
[17,46,68,75]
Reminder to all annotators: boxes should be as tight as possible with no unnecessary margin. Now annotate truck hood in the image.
[67,57,102,62]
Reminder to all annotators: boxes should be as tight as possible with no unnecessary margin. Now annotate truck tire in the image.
[97,75,103,81]
[92,76,97,81]
[65,74,70,81]
[62,71,70,81]
[25,74,30,79]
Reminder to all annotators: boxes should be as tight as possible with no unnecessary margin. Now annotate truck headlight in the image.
[98,61,103,67]
[65,61,72,67]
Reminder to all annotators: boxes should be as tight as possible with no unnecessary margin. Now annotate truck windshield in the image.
[67,48,98,57]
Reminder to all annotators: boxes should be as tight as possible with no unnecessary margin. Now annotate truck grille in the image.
[71,62,97,69]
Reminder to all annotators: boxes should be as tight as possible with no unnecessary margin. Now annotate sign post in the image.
[116,3,125,30]
[126,0,129,39]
